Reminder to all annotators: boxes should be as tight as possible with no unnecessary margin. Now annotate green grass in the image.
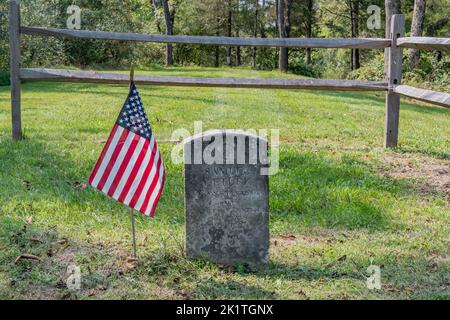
[0,66,449,300]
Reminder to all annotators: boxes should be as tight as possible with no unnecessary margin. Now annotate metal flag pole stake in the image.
[129,66,137,259]
[130,209,137,259]
[130,64,135,88]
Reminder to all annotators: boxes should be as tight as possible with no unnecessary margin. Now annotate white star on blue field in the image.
[117,83,153,139]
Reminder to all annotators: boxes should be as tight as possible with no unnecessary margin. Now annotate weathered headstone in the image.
[184,130,269,269]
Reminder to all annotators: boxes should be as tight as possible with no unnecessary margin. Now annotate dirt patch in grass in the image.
[380,153,450,201]
[272,229,353,247]
[3,223,131,299]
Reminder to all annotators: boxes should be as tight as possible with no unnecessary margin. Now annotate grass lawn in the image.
[0,66,449,300]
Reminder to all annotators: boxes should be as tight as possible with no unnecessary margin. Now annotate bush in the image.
[347,53,385,81]
[403,53,450,91]
[288,51,322,78]
[0,71,10,86]
[348,51,450,92]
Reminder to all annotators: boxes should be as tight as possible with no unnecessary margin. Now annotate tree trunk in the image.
[252,0,259,69]
[215,13,220,68]
[161,0,174,66]
[305,0,313,64]
[275,0,279,31]
[409,0,426,69]
[261,0,266,38]
[226,0,233,67]
[236,28,241,66]
[278,0,291,72]
[384,0,401,78]
[150,0,162,34]
[350,0,360,70]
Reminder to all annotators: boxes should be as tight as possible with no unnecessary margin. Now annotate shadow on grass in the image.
[270,150,413,231]
[396,146,450,161]
[312,90,386,107]
[0,137,185,224]
[20,82,220,106]
[0,136,418,231]
[315,90,450,117]
[0,137,120,213]
[192,278,278,299]
[0,215,122,300]
[265,261,363,282]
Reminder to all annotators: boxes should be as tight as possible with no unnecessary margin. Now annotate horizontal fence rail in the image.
[21,26,392,49]
[393,85,450,108]
[7,8,448,147]
[397,37,450,52]
[20,68,389,91]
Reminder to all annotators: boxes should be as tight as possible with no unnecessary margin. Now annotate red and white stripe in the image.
[89,124,165,217]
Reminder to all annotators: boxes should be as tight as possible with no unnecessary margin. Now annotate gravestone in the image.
[184,130,269,269]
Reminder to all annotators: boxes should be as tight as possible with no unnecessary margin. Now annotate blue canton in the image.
[117,83,153,140]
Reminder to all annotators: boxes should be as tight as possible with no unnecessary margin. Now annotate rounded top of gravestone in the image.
[183,130,268,145]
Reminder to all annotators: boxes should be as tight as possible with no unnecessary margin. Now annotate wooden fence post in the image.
[384,14,405,148]
[9,0,22,141]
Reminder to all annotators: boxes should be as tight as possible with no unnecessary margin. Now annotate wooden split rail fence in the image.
[8,0,450,146]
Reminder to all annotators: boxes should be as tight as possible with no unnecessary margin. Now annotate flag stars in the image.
[117,86,153,140]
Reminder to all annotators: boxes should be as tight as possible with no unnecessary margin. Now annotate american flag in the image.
[89,83,165,217]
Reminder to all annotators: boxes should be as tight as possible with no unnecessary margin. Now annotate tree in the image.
[305,0,314,65]
[349,0,360,70]
[252,0,259,68]
[235,0,242,66]
[409,0,426,69]
[214,1,221,67]
[161,0,176,66]
[226,0,233,66]
[150,0,163,33]
[278,0,292,72]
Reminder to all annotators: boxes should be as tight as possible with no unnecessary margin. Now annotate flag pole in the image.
[130,64,135,88]
[129,65,137,259]
[130,208,137,259]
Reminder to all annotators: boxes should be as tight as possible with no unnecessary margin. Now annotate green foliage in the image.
[403,53,450,91]
[348,51,450,92]
[0,1,9,76]
[288,51,322,78]
[347,52,385,81]
[0,71,10,87]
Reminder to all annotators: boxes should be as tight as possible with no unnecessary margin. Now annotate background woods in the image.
[0,0,449,89]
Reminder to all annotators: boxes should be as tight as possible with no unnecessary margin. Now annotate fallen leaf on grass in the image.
[26,237,43,244]
[297,289,310,300]
[385,285,399,292]
[279,234,297,240]
[54,238,69,249]
[179,291,192,300]
[72,181,87,190]
[87,290,97,297]
[55,279,66,289]
[21,179,32,191]
[123,257,138,273]
[15,254,41,263]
